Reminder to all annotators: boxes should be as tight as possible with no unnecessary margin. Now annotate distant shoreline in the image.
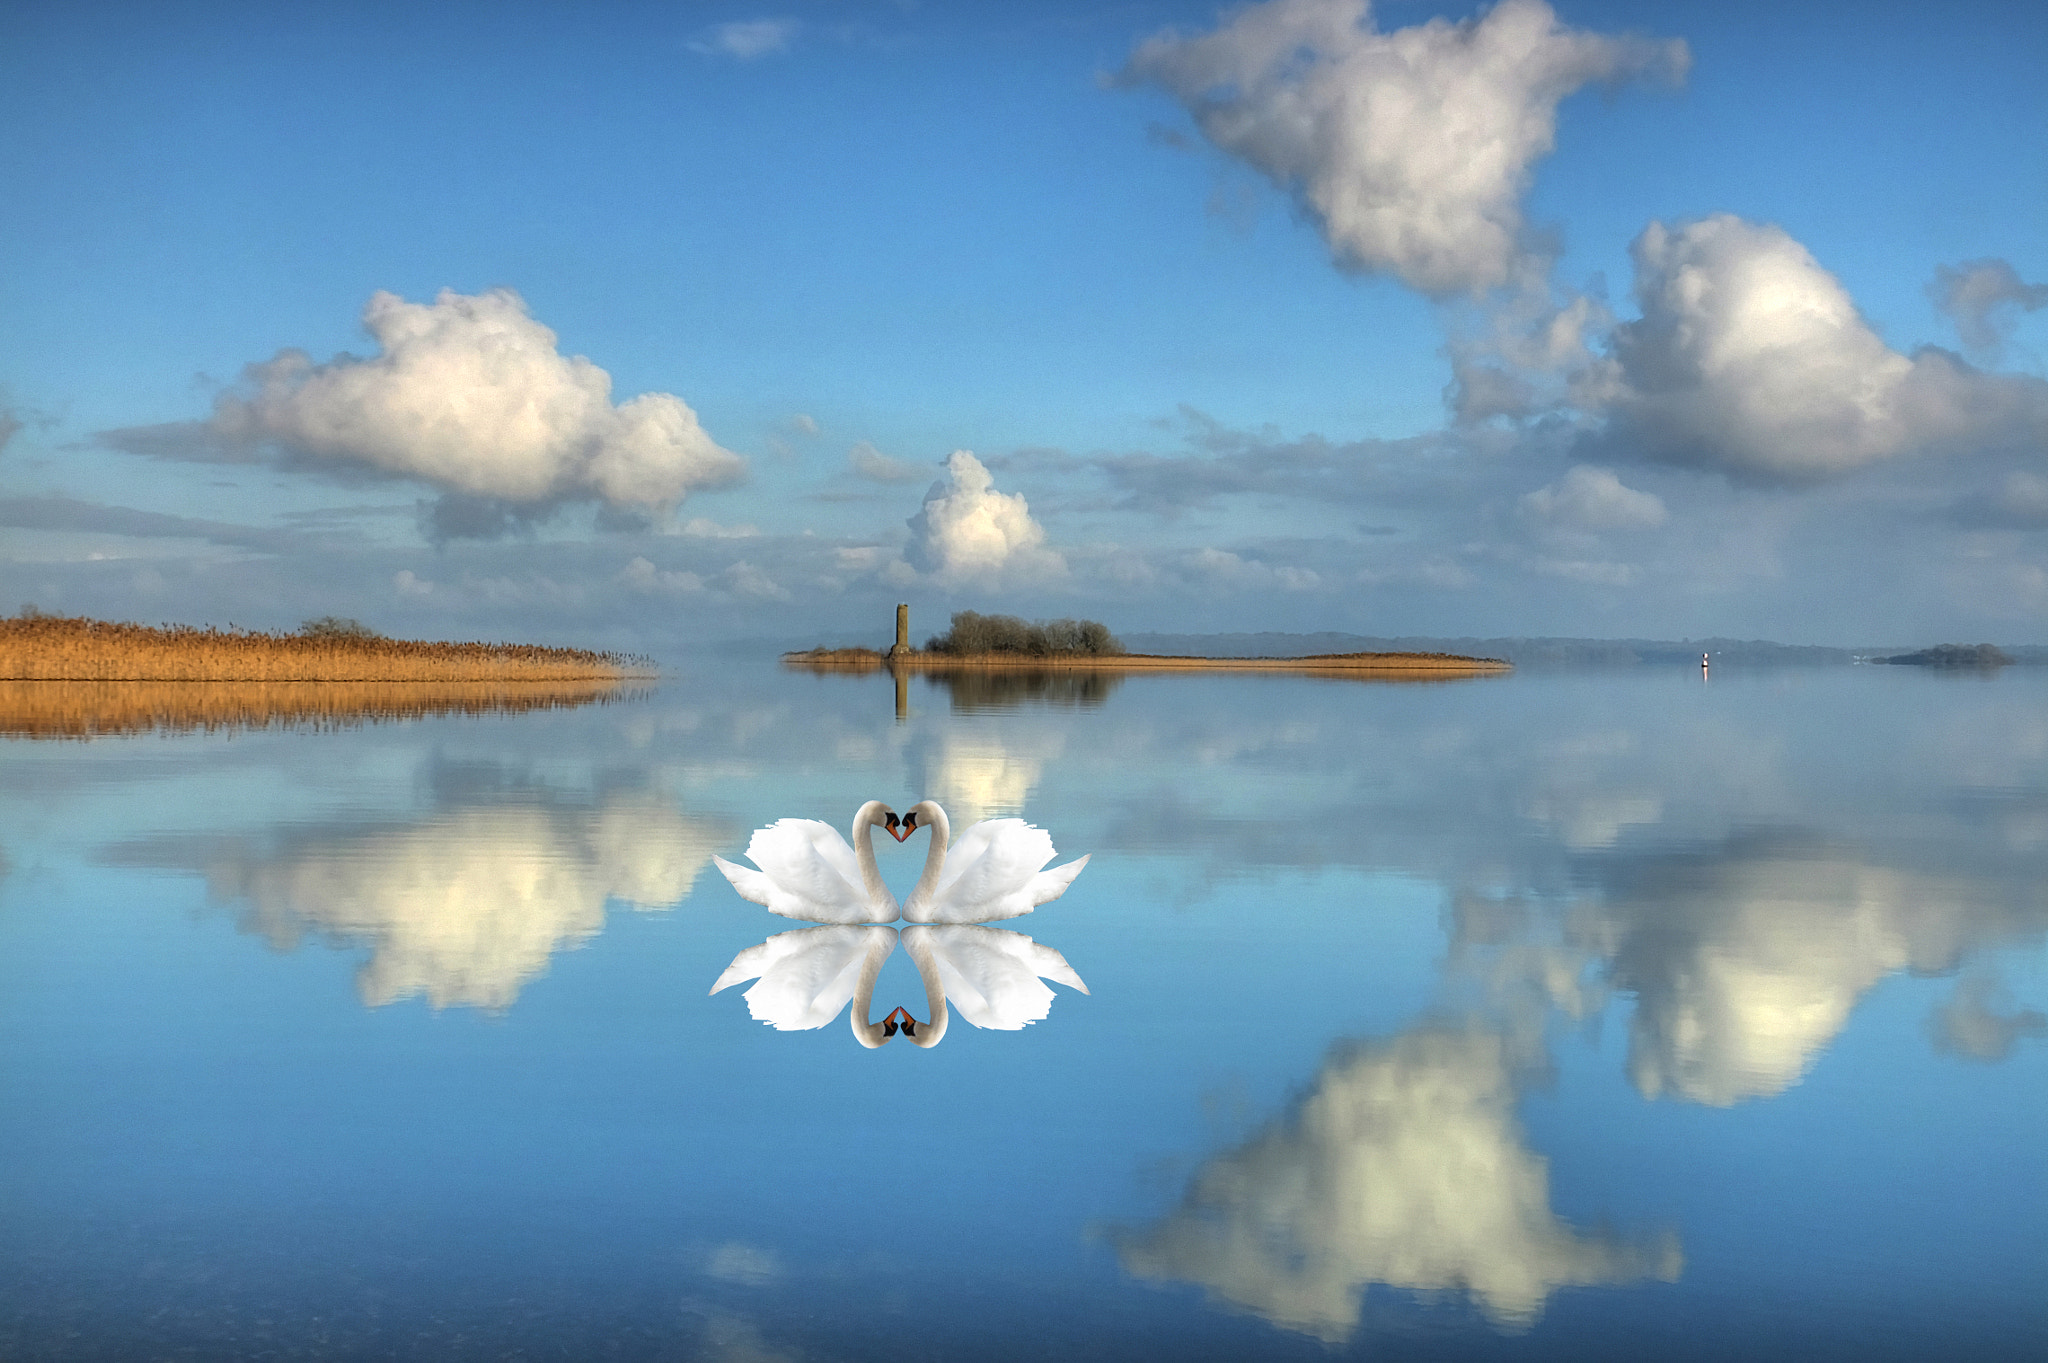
[783,647,1511,676]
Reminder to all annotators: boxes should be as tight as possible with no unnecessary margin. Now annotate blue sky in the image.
[3,0,2045,652]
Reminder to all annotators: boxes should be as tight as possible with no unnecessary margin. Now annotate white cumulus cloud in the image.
[1588,216,2048,480]
[620,555,707,596]
[1520,465,1666,531]
[904,450,1065,582]
[1124,0,1686,296]
[716,560,793,602]
[194,288,744,515]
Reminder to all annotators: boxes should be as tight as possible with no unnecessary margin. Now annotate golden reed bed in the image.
[784,647,1511,680]
[0,616,653,738]
[0,678,642,739]
[2,615,649,682]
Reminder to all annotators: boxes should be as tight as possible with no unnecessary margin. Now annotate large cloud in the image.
[206,794,723,1010]
[1123,0,1686,296]
[1118,1024,1680,1339]
[107,288,744,527]
[904,451,1065,582]
[1588,217,2048,480]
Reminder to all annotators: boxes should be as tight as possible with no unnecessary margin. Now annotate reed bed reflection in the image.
[0,678,642,739]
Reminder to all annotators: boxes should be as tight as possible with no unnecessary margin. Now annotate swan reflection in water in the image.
[711,799,1090,1047]
[711,921,1088,1047]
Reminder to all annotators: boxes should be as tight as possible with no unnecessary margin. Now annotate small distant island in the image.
[1873,643,2012,669]
[786,608,1511,679]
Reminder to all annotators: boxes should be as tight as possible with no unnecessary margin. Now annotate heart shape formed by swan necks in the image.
[713,800,1093,1047]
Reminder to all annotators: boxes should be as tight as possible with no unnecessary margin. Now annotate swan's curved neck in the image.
[898,926,949,1048]
[850,800,894,919]
[848,927,897,1048]
[902,800,951,921]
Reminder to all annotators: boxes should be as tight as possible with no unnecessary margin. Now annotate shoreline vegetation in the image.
[1,614,653,682]
[0,613,652,738]
[1122,631,2048,667]
[784,646,1512,677]
[788,609,1510,679]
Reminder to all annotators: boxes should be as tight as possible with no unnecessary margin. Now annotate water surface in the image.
[3,662,2044,1359]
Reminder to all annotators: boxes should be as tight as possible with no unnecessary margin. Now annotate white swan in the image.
[710,924,899,1043]
[889,924,1090,1047]
[713,799,901,923]
[896,799,1089,924]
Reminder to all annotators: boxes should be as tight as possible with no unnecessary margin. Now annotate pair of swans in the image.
[712,799,1088,926]
[710,800,1089,1046]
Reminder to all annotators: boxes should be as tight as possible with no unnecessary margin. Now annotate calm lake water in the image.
[3,661,2045,1361]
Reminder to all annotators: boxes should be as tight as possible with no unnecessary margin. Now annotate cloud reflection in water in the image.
[1084,690,2048,1101]
[1930,976,2048,1062]
[915,730,1061,826]
[204,793,723,1009]
[1118,1023,1681,1340]
[1575,832,2048,1104]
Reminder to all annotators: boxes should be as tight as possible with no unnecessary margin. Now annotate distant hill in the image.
[1121,633,1864,667]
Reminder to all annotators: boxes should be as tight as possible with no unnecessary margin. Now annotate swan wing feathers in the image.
[1026,852,1089,908]
[927,819,1085,923]
[711,926,894,1030]
[915,925,1087,1029]
[721,818,876,923]
[930,819,1017,898]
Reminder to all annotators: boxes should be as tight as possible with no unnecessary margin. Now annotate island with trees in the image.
[785,608,1512,679]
